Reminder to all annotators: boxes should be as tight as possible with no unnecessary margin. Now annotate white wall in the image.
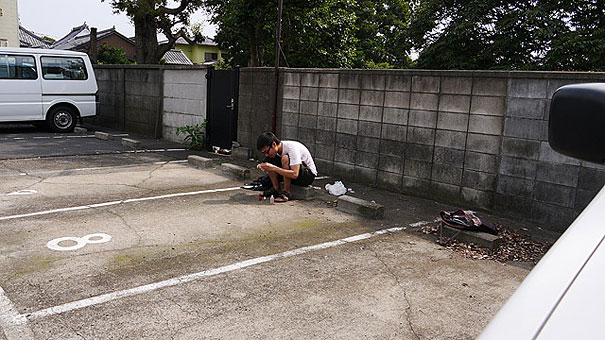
[162,69,208,142]
[0,0,19,47]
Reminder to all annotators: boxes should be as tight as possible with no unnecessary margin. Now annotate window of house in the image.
[41,56,87,80]
[204,52,218,61]
[0,54,38,80]
[0,39,8,47]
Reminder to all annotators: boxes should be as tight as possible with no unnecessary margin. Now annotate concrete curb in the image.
[336,195,384,219]
[188,155,214,169]
[122,138,142,149]
[222,163,250,179]
[94,131,113,141]
[74,127,87,135]
[291,185,315,200]
[232,147,253,160]
[439,224,502,250]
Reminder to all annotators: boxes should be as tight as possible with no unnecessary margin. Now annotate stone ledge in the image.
[94,131,113,141]
[336,195,384,219]
[232,147,253,160]
[222,163,250,179]
[439,223,502,250]
[74,127,87,135]
[188,155,214,169]
[122,138,142,149]
[290,185,315,200]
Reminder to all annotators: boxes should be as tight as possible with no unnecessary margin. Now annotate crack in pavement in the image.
[106,209,143,247]
[135,162,170,189]
[368,241,421,340]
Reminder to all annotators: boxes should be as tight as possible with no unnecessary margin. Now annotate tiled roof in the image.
[52,25,134,51]
[159,36,218,46]
[53,23,90,49]
[19,26,51,48]
[162,49,193,65]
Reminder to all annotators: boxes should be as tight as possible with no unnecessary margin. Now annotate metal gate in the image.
[206,67,239,150]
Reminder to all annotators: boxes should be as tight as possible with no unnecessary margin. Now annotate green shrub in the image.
[176,121,207,150]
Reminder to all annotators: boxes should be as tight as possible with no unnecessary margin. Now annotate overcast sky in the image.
[17,0,216,41]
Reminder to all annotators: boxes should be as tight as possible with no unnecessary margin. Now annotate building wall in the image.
[238,68,605,232]
[0,0,19,47]
[98,35,136,60]
[176,43,227,64]
[92,65,208,141]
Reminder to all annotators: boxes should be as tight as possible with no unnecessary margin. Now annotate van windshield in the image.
[41,56,88,80]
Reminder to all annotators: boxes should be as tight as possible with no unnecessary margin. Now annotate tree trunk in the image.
[134,16,160,64]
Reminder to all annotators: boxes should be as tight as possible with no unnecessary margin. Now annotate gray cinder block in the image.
[337,195,384,219]
[74,126,87,135]
[95,131,113,141]
[439,223,502,250]
[319,73,339,88]
[221,163,250,179]
[188,155,214,168]
[121,138,142,149]
[290,185,315,200]
[509,79,547,99]
[232,147,252,160]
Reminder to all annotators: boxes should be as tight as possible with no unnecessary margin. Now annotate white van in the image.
[0,47,98,132]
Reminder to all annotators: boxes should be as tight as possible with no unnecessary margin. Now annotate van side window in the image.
[41,57,88,80]
[0,54,38,80]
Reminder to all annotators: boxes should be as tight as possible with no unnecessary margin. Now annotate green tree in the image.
[408,0,605,71]
[205,0,359,68]
[97,44,132,64]
[352,0,412,68]
[101,0,205,64]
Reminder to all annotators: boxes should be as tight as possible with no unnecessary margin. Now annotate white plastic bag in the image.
[325,181,347,196]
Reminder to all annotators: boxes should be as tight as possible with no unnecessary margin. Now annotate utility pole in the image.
[271,0,283,133]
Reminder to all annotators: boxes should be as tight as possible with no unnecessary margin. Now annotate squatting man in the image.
[256,132,318,202]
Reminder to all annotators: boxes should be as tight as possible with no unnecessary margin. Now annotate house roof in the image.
[19,25,52,49]
[52,23,90,49]
[159,36,218,47]
[53,23,134,50]
[162,49,193,65]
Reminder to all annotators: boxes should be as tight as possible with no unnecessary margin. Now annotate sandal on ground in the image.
[274,191,293,203]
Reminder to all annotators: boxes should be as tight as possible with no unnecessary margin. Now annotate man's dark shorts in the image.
[264,156,315,186]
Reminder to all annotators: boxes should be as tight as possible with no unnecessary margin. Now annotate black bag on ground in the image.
[241,175,272,191]
[439,210,498,235]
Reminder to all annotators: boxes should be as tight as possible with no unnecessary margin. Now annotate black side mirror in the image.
[549,83,605,164]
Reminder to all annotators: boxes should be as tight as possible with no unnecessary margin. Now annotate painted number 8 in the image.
[47,233,112,251]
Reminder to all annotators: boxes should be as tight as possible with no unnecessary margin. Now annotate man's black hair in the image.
[256,132,280,151]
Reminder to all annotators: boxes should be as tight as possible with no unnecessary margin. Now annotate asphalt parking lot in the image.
[1,125,534,339]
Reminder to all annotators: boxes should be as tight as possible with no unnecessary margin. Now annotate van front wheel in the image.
[47,106,76,133]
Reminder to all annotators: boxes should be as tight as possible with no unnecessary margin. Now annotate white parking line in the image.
[0,160,188,178]
[0,186,242,222]
[0,287,35,340]
[10,219,437,324]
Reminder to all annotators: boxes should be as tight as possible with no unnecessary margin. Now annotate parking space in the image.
[0,128,532,339]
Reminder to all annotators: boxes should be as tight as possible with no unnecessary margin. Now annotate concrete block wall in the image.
[238,68,605,232]
[93,67,124,129]
[93,65,208,139]
[123,68,162,137]
[162,69,208,142]
[237,68,277,150]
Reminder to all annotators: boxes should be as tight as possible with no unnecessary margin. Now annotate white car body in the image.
[479,83,605,339]
[478,184,605,339]
[0,47,98,124]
